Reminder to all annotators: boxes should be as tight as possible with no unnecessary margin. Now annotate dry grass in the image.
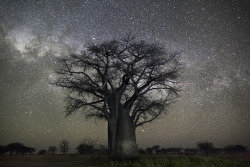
[0,154,249,167]
[0,154,97,167]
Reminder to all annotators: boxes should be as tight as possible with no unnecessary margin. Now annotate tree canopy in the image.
[59,140,69,155]
[54,36,181,127]
[48,146,57,155]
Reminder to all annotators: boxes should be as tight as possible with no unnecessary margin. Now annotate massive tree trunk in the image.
[108,109,139,160]
[108,121,117,157]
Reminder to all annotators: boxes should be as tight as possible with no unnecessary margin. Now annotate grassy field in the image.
[0,154,249,167]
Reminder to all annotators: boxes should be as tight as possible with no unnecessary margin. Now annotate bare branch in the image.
[135,111,161,127]
[53,36,181,124]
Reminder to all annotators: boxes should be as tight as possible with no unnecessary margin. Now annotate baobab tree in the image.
[54,36,181,159]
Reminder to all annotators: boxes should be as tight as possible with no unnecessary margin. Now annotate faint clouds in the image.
[6,27,71,62]
[6,28,34,54]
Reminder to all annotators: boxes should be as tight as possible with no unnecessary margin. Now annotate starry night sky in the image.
[0,0,250,152]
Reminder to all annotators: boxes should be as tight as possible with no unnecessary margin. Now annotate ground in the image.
[0,154,249,167]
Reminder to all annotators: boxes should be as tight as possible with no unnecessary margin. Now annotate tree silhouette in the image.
[7,143,18,155]
[6,142,24,155]
[76,138,97,154]
[59,140,69,155]
[19,146,36,154]
[54,36,181,159]
[0,145,7,155]
[48,146,57,155]
[76,143,94,154]
[6,143,35,155]
[197,141,214,155]
[38,150,47,155]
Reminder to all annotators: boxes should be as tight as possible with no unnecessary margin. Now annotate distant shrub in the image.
[76,144,94,154]
[197,141,214,155]
[38,149,47,155]
[224,145,247,154]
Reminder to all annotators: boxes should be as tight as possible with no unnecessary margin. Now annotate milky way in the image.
[0,0,250,152]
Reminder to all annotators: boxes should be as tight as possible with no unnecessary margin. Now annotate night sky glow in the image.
[0,0,250,152]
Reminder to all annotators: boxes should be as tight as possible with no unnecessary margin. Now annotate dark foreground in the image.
[0,154,249,167]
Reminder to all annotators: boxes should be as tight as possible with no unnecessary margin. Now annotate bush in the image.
[38,149,47,155]
[76,144,94,154]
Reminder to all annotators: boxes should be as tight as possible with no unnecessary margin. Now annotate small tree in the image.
[197,141,214,155]
[38,150,47,155]
[76,143,94,154]
[76,138,97,154]
[60,140,69,155]
[48,146,57,155]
